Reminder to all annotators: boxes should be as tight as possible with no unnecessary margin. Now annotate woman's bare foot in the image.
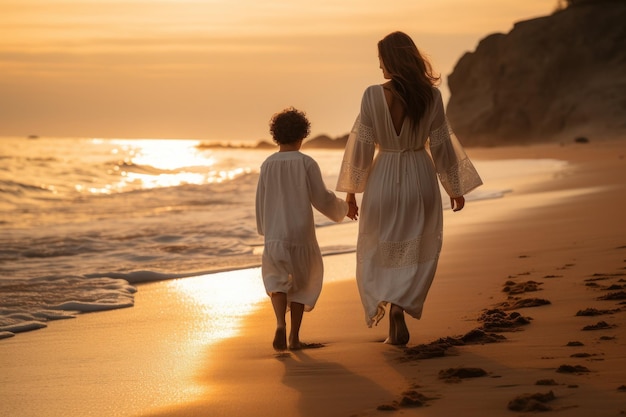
[273,327,287,351]
[387,307,397,343]
[388,305,409,345]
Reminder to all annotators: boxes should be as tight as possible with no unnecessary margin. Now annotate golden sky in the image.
[0,0,556,142]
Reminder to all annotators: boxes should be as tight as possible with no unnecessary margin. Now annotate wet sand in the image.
[2,139,625,417]
[146,139,625,417]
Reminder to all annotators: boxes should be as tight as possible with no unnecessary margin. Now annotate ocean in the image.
[0,136,567,339]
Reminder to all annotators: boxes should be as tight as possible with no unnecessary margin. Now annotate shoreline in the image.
[1,139,625,417]
[143,138,626,417]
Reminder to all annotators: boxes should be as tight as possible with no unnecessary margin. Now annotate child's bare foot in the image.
[273,327,287,351]
[288,335,301,350]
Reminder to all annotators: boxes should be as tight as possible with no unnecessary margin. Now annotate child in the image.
[256,107,358,351]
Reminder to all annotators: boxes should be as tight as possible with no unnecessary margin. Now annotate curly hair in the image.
[269,107,311,144]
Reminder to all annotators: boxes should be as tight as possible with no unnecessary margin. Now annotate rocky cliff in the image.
[446,0,626,146]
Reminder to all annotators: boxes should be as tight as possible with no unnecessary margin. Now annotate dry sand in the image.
[2,139,625,417]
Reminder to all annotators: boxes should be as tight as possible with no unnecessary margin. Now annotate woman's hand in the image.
[450,196,465,212]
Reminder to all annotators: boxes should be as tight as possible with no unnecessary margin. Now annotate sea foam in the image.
[0,275,136,337]
[0,137,566,340]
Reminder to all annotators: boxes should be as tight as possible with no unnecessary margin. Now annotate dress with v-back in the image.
[336,84,482,326]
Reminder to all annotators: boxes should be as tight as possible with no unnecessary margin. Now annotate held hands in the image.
[346,195,462,218]
[346,193,359,220]
[450,196,465,212]
[347,202,359,220]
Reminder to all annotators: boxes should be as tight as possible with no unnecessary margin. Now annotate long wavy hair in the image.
[377,32,440,124]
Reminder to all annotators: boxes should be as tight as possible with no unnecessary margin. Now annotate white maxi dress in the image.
[256,151,348,311]
[336,85,483,326]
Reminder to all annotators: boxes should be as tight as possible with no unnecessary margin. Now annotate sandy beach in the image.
[2,139,625,417]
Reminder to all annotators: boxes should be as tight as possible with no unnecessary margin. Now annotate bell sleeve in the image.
[336,91,377,193]
[428,95,483,198]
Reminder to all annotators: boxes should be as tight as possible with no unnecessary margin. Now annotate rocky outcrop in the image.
[302,133,348,149]
[447,0,626,146]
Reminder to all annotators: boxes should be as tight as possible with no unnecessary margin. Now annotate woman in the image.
[336,31,482,345]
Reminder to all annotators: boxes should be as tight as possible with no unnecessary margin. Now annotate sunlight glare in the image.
[77,139,257,194]
[111,139,211,171]
[169,269,265,341]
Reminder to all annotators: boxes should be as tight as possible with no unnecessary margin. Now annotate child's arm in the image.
[255,171,265,235]
[306,158,348,223]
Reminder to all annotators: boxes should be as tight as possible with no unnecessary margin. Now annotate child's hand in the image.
[450,196,465,212]
[347,201,359,220]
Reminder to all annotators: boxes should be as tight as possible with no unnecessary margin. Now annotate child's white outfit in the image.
[256,151,348,311]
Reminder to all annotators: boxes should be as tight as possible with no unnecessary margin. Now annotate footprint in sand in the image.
[576,307,620,316]
[502,280,543,295]
[478,309,532,332]
[582,321,616,331]
[598,291,626,301]
[536,379,559,386]
[402,329,505,360]
[556,364,590,374]
[438,367,488,383]
[495,297,551,310]
[377,387,436,410]
[507,391,556,412]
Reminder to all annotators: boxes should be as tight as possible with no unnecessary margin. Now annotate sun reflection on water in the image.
[168,268,266,342]
[80,139,255,194]
[116,139,212,170]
